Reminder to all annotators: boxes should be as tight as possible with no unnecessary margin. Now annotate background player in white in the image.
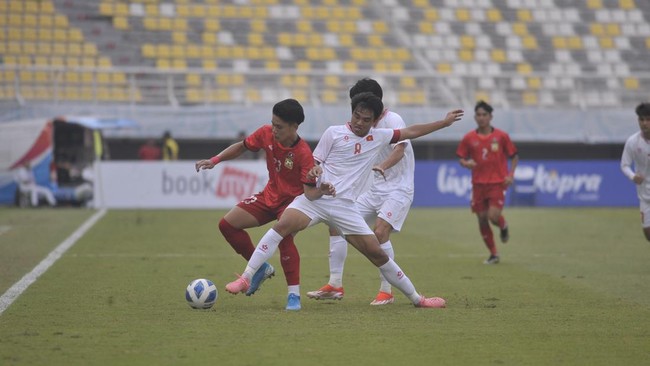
[307,78,415,305]
[225,92,463,309]
[621,102,650,241]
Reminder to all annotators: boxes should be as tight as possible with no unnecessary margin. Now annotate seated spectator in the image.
[14,161,57,207]
[138,138,161,160]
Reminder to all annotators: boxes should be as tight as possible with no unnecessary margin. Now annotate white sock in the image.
[328,236,347,288]
[288,285,300,296]
[378,258,421,304]
[244,228,283,280]
[378,241,394,293]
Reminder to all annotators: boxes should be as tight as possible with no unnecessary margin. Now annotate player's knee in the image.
[218,218,232,234]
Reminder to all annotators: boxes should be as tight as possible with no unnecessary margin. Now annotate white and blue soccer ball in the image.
[185,278,218,309]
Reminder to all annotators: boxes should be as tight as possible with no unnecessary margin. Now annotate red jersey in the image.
[138,144,161,160]
[456,127,517,184]
[245,125,315,206]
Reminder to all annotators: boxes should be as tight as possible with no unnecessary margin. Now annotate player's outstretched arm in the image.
[399,109,464,141]
[195,141,248,172]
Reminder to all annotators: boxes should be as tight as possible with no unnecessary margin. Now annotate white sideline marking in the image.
[0,209,107,315]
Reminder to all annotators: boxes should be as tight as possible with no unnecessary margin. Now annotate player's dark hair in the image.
[636,102,650,118]
[475,100,493,114]
[351,92,384,120]
[273,98,305,125]
[349,78,383,100]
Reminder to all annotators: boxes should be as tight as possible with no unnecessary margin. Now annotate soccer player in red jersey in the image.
[194,99,314,310]
[456,100,518,264]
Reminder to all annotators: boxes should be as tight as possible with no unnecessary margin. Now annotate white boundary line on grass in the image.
[0,209,107,316]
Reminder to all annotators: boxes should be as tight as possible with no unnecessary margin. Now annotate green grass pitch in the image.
[1,207,649,365]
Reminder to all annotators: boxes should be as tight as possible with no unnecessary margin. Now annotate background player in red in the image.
[194,99,314,310]
[456,100,518,264]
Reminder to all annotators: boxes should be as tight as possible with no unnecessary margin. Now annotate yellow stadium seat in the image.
[53,43,67,55]
[172,32,186,44]
[459,50,473,61]
[142,44,156,58]
[202,60,217,70]
[321,89,339,104]
[461,35,475,48]
[619,0,635,9]
[522,92,538,106]
[624,77,639,89]
[512,23,528,36]
[517,63,532,74]
[156,59,170,69]
[98,57,112,68]
[587,0,602,9]
[68,43,82,56]
[83,43,98,56]
[186,74,201,86]
[296,61,311,71]
[517,9,532,22]
[487,9,502,22]
[527,77,541,89]
[437,63,452,74]
[96,73,111,84]
[491,49,506,63]
[419,22,435,34]
[456,9,471,22]
[40,1,55,13]
[82,58,96,67]
[246,89,261,103]
[157,44,170,58]
[200,45,215,59]
[114,17,129,30]
[54,15,69,28]
[605,24,620,36]
[39,15,53,28]
[343,61,358,72]
[367,35,384,47]
[599,37,614,48]
[522,36,537,49]
[143,18,157,30]
[99,3,113,16]
[423,9,438,21]
[23,15,37,27]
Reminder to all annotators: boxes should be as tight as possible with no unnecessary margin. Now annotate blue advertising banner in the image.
[413,160,637,207]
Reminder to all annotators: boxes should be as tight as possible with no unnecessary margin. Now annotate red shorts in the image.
[236,192,294,225]
[470,183,506,213]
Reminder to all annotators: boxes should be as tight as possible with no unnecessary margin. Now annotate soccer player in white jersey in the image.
[307,78,415,306]
[621,102,650,241]
[225,92,463,309]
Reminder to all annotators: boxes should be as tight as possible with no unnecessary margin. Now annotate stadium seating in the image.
[1,0,648,108]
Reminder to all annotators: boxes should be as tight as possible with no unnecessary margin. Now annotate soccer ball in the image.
[185,278,218,309]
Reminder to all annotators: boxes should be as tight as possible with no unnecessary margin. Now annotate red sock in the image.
[479,223,497,255]
[498,216,507,230]
[218,218,255,260]
[278,236,300,286]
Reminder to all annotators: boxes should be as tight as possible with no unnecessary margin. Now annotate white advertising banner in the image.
[93,161,268,209]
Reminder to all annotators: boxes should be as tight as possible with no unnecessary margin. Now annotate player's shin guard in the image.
[328,236,347,288]
[219,218,255,259]
[278,236,300,286]
[378,258,420,304]
[479,223,497,255]
[245,228,284,277]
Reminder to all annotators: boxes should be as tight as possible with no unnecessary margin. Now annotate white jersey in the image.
[369,110,415,197]
[313,124,399,201]
[621,131,650,202]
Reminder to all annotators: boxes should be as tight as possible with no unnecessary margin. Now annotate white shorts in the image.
[288,195,374,236]
[356,190,413,232]
[640,200,650,228]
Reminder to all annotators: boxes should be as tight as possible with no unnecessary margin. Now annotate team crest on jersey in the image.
[491,138,499,152]
[366,135,374,141]
[284,152,294,169]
